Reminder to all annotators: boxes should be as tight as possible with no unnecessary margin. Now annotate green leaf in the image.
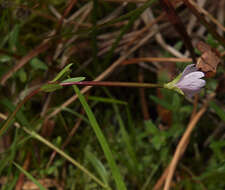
[41,83,62,92]
[151,135,166,150]
[30,58,48,70]
[87,96,127,105]
[18,69,27,83]
[61,77,85,83]
[51,63,73,82]
[0,55,11,62]
[114,104,138,172]
[172,93,181,111]
[85,150,109,185]
[9,24,20,50]
[144,120,158,134]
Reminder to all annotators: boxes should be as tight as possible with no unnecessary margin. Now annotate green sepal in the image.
[163,74,184,95]
[61,77,85,83]
[40,83,63,92]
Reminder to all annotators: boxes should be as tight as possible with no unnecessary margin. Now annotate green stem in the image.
[60,81,164,88]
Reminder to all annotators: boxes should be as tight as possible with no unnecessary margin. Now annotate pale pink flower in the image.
[175,64,206,98]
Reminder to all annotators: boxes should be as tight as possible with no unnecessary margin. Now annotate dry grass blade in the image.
[160,0,196,62]
[121,57,192,65]
[188,0,225,33]
[183,0,225,48]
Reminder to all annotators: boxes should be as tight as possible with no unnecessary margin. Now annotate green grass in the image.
[0,1,225,189]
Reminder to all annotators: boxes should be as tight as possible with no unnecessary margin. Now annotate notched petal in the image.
[183,71,205,80]
[181,64,197,77]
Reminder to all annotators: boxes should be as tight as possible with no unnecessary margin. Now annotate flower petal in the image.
[183,71,205,80]
[181,88,201,98]
[181,64,197,77]
[176,78,205,91]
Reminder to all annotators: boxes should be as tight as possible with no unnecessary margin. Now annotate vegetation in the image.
[0,0,225,189]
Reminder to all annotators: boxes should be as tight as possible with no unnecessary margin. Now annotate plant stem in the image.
[60,81,163,88]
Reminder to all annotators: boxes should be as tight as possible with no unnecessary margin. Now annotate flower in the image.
[164,64,206,98]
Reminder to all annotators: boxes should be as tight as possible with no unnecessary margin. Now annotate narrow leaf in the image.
[73,85,127,190]
[13,162,47,190]
[41,83,62,92]
[61,77,85,83]
[51,63,73,82]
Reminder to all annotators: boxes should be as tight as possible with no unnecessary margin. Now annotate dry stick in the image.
[122,57,192,65]
[147,8,186,58]
[67,2,92,23]
[54,0,90,62]
[188,0,225,33]
[187,0,206,34]
[160,0,196,63]
[154,94,212,190]
[183,0,225,48]
[217,0,225,35]
[163,93,215,190]
[59,6,92,67]
[153,167,169,190]
[76,14,166,75]
[47,29,157,119]
[55,0,77,33]
[126,13,165,47]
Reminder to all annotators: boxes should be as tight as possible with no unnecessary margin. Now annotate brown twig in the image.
[188,0,225,33]
[55,0,77,33]
[160,0,196,63]
[121,57,192,65]
[163,93,215,190]
[182,0,225,48]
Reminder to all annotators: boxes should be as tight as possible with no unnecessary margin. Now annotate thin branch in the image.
[163,93,215,190]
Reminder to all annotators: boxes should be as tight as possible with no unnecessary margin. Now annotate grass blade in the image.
[22,127,108,189]
[73,85,127,190]
[13,162,47,190]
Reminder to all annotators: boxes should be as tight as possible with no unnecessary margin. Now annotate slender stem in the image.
[60,81,164,88]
